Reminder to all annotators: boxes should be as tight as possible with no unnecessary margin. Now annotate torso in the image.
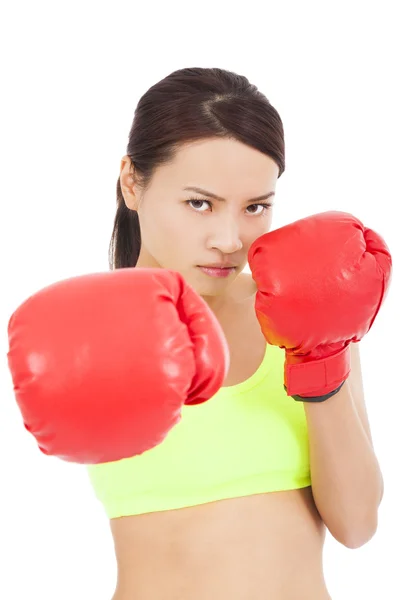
[110,273,331,600]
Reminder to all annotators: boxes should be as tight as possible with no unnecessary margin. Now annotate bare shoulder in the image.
[232,272,257,301]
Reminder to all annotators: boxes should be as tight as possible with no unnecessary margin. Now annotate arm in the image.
[248,212,391,549]
[304,342,384,549]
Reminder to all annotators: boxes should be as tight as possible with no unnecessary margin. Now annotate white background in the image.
[0,1,399,598]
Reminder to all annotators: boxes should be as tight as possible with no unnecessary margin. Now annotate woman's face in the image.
[120,137,279,302]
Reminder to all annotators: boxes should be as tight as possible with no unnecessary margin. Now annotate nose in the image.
[206,215,243,254]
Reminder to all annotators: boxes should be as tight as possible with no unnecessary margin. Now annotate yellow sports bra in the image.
[86,343,311,519]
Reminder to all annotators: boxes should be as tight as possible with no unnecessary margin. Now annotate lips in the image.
[198,264,237,269]
[197,265,236,278]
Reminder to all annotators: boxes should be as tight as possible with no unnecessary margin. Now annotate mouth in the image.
[196,265,237,278]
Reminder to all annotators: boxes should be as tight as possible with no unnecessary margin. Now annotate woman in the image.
[7,67,389,600]
[86,67,387,599]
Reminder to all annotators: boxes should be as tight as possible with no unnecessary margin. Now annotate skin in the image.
[120,137,277,315]
[112,137,331,600]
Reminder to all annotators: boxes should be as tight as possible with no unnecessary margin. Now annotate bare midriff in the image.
[110,488,331,600]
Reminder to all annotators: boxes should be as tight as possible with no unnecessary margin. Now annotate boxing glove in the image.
[7,268,229,463]
[248,211,392,401]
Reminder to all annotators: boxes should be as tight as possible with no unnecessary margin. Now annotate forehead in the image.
[156,138,279,193]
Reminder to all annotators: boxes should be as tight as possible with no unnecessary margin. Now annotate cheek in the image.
[160,212,194,247]
[141,207,195,259]
[243,214,274,247]
[258,212,274,236]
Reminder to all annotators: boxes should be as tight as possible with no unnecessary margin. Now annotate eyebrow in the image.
[183,186,275,203]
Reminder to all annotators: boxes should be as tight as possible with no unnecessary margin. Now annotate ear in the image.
[119,155,138,210]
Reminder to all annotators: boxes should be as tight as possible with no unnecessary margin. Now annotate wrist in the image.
[284,345,351,398]
[286,380,346,402]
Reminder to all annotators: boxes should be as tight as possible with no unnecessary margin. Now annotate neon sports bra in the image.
[86,343,311,519]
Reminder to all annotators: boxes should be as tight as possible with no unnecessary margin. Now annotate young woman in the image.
[8,67,391,600]
[87,67,389,599]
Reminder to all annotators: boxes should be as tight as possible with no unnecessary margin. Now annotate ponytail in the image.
[108,178,141,270]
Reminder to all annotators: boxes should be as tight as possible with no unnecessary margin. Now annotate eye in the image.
[186,199,211,212]
[185,198,274,215]
[246,203,273,215]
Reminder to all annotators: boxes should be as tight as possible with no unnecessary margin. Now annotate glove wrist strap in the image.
[284,345,351,398]
[285,380,346,402]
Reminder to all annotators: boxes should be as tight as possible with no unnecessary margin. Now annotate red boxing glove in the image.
[248,211,392,401]
[7,268,229,463]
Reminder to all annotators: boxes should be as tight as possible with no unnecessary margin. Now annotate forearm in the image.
[303,380,383,548]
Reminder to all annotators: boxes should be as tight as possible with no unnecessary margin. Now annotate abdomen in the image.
[110,487,331,600]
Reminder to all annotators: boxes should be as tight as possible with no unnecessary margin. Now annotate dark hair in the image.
[109,67,285,270]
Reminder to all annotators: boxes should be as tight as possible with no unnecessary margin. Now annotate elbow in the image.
[342,528,377,549]
[332,513,379,549]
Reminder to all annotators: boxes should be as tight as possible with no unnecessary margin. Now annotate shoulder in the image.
[232,272,257,301]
